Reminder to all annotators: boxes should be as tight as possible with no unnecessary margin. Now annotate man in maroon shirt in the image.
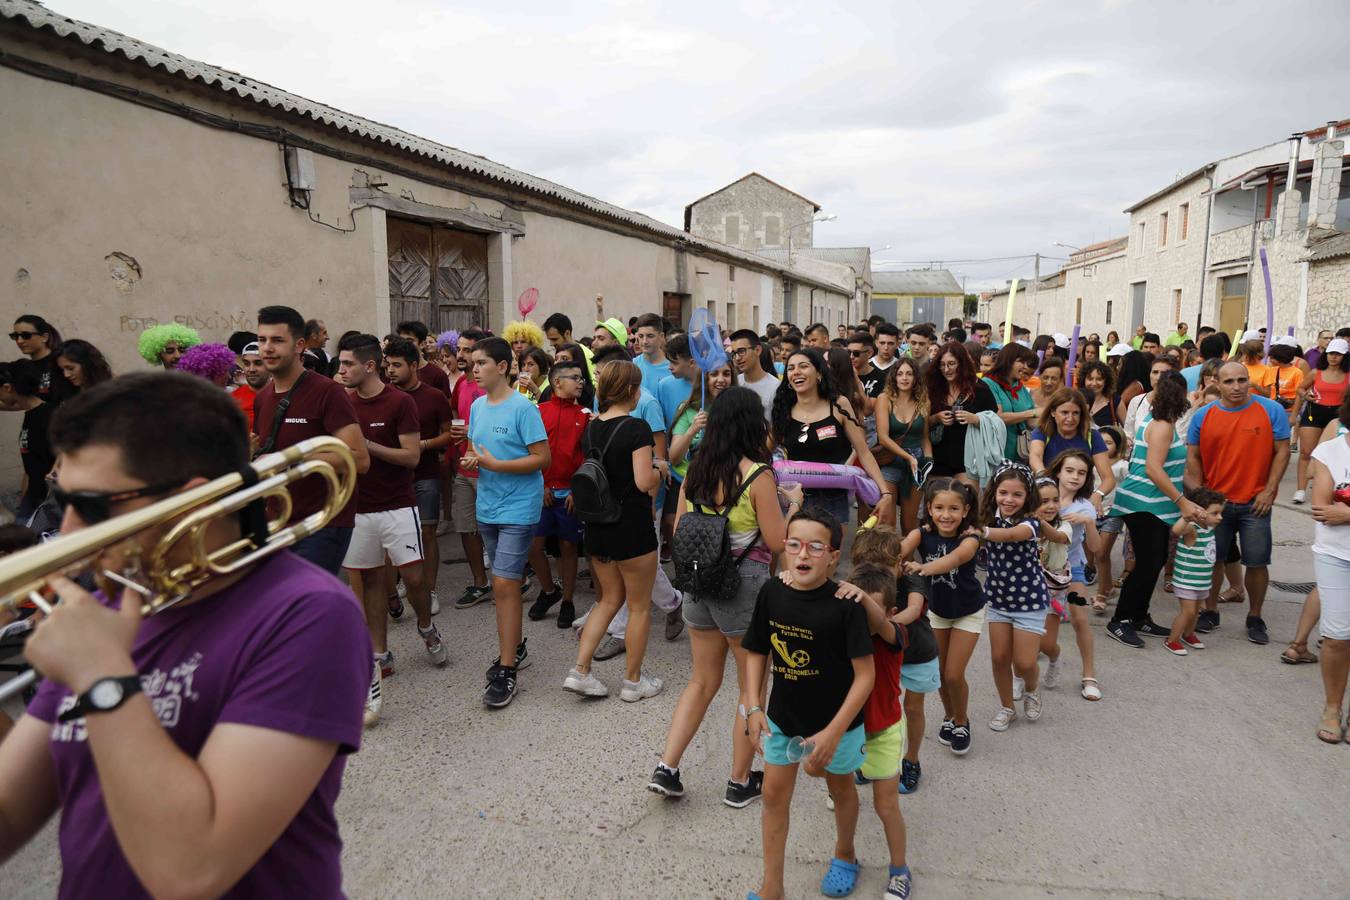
[385,337,454,613]
[397,320,451,397]
[338,335,447,706]
[252,306,369,575]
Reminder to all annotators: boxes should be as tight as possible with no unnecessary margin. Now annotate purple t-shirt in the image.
[26,552,371,899]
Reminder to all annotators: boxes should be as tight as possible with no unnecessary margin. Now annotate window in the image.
[764,215,781,247]
[725,215,740,245]
[726,301,736,330]
[1159,211,1168,247]
[1137,222,1146,253]
[1105,300,1113,324]
[1179,203,1189,240]
[1172,289,1182,322]
[1075,297,1083,322]
[752,304,760,332]
[729,265,736,282]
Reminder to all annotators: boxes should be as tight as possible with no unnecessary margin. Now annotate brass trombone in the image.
[0,436,356,703]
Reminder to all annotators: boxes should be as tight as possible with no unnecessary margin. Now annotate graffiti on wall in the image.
[120,311,257,333]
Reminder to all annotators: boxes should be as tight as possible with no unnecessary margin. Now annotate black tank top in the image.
[787,409,852,465]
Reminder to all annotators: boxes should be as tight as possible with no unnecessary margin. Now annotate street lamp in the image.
[787,212,836,263]
[1052,240,1083,252]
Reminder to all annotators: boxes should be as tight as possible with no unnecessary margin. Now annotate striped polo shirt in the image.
[1111,413,1185,524]
[1172,525,1217,591]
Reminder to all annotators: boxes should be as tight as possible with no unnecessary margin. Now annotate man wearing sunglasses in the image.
[0,371,371,898]
[848,332,885,401]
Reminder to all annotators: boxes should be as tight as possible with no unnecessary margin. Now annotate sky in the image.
[44,0,1350,290]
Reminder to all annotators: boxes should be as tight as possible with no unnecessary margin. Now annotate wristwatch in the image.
[58,675,142,723]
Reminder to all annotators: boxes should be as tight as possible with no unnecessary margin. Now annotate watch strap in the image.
[59,675,142,723]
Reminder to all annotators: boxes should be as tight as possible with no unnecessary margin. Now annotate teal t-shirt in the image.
[982,376,1034,459]
[468,391,548,525]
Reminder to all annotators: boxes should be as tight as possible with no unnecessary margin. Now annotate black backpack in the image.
[671,465,769,603]
[570,418,630,525]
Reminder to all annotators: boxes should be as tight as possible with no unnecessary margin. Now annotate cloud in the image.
[45,0,1350,291]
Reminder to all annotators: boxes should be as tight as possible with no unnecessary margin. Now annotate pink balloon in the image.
[517,288,539,317]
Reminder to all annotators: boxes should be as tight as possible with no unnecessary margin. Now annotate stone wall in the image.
[686,175,815,251]
[1306,255,1350,333]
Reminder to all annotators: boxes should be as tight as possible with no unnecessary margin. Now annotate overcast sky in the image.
[48,0,1350,289]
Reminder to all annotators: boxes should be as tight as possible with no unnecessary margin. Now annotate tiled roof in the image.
[1309,231,1350,262]
[872,269,962,295]
[755,247,872,283]
[0,0,851,292]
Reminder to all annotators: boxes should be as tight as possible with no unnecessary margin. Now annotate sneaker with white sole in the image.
[948,724,971,755]
[1012,675,1025,702]
[376,650,395,678]
[454,584,492,609]
[1164,639,1189,656]
[562,667,608,697]
[419,624,448,666]
[363,660,382,727]
[490,638,530,672]
[620,672,664,702]
[1044,657,1062,689]
[1024,691,1042,721]
[937,718,955,746]
[483,665,518,708]
[1181,632,1205,650]
[989,706,1017,731]
[1292,489,1307,504]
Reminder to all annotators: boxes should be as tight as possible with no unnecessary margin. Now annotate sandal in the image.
[1091,594,1109,614]
[1317,713,1345,745]
[1280,643,1319,665]
[820,857,861,897]
[1218,589,1246,604]
[1081,678,1102,701]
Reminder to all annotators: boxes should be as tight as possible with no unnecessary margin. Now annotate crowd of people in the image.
[0,301,1346,900]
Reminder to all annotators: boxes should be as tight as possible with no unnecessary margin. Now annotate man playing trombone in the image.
[0,372,371,897]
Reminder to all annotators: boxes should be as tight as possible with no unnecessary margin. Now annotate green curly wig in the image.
[137,323,202,365]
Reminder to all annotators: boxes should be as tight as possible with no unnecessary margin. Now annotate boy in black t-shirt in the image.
[744,510,875,900]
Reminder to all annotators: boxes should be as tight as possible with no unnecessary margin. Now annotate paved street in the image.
[6,471,1348,899]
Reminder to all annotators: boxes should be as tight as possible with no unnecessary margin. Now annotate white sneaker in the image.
[620,672,664,702]
[563,667,609,698]
[1292,489,1307,504]
[1024,691,1042,721]
[364,660,382,727]
[989,706,1017,732]
[429,590,440,616]
[396,580,407,600]
[419,624,448,667]
[1044,657,1062,689]
[1012,675,1025,702]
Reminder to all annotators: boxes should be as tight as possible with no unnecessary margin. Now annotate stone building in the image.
[0,0,852,494]
[685,173,821,252]
[871,270,964,328]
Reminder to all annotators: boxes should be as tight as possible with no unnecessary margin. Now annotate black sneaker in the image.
[527,581,563,621]
[647,764,684,798]
[949,724,972,756]
[1107,620,1145,648]
[490,638,530,672]
[1083,565,1098,586]
[1246,616,1270,645]
[1133,619,1171,639]
[556,600,576,629]
[897,759,920,794]
[387,594,405,621]
[724,770,764,808]
[1196,610,1220,634]
[937,718,955,746]
[483,665,518,708]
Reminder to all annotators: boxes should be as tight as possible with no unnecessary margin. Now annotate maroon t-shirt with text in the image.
[402,382,453,481]
[349,385,419,513]
[253,373,359,528]
[419,362,451,397]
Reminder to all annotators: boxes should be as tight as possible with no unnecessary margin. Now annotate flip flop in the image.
[1218,589,1246,604]
[820,857,861,897]
[1281,644,1319,665]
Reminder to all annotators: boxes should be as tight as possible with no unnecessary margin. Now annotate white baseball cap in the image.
[1241,330,1262,343]
[1107,342,1132,358]
[1328,338,1350,355]
[1052,332,1070,349]
[1273,335,1298,348]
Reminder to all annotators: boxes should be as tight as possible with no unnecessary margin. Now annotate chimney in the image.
[1309,127,1345,231]
[1276,133,1304,235]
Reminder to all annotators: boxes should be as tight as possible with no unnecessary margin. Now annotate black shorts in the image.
[585,503,658,562]
[1300,401,1338,430]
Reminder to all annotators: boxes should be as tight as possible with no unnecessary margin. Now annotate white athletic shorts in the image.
[343,507,423,569]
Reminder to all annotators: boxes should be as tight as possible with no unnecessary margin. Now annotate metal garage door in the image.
[910,296,945,327]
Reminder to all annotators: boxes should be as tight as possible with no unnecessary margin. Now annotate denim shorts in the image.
[763,714,866,775]
[1313,551,1350,640]
[803,488,851,527]
[1070,564,1087,583]
[1096,515,1124,535]
[900,656,940,693]
[683,559,769,636]
[414,478,441,524]
[986,605,1049,635]
[535,501,583,543]
[1214,501,1273,567]
[480,522,535,581]
[291,526,353,576]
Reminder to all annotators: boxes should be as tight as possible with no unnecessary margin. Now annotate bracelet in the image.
[745,705,764,717]
[1092,488,1105,497]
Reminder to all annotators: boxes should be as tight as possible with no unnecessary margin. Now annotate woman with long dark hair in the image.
[925,341,997,485]
[1027,388,1116,513]
[11,314,63,401]
[1077,360,1118,428]
[772,348,890,524]
[982,343,1039,462]
[668,363,735,480]
[875,357,931,531]
[1114,350,1153,424]
[648,387,802,803]
[54,339,113,393]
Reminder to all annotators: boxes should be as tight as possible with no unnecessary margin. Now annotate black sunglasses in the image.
[9,331,39,341]
[51,480,185,525]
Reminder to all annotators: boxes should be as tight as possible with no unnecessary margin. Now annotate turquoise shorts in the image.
[763,714,866,774]
[900,656,941,693]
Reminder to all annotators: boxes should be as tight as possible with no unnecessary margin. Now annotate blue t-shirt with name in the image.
[1029,426,1107,461]
[635,355,672,395]
[656,373,694,437]
[468,391,548,525]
